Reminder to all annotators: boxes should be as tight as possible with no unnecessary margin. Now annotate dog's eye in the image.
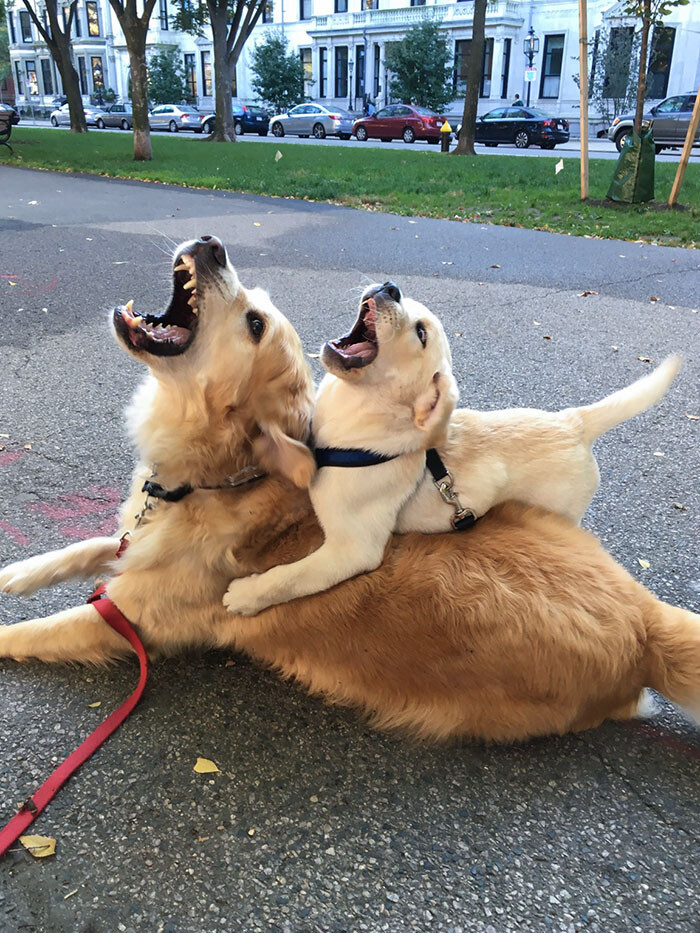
[246,311,266,342]
[416,322,427,348]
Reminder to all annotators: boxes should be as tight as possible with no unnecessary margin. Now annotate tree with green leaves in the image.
[250,34,304,115]
[174,0,267,142]
[452,0,486,155]
[384,21,453,112]
[622,0,689,134]
[148,46,189,105]
[19,0,87,131]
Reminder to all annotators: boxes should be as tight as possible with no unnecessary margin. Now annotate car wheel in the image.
[339,133,350,140]
[202,120,214,135]
[121,119,130,130]
[355,126,368,141]
[235,122,243,135]
[615,129,631,152]
[168,120,178,133]
[50,116,58,127]
[540,142,556,150]
[312,122,326,139]
[514,130,530,149]
[402,126,416,144]
[272,122,284,137]
[96,118,105,129]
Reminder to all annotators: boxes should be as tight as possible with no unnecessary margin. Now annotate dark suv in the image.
[201,104,269,136]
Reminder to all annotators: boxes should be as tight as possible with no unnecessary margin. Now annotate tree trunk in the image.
[209,6,235,142]
[633,0,651,136]
[452,0,487,156]
[58,58,88,133]
[125,31,152,161]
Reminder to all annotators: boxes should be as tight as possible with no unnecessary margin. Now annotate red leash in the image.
[0,568,147,858]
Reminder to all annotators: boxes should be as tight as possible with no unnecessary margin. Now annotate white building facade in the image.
[7,0,700,122]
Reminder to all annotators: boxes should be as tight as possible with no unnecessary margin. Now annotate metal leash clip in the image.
[434,471,477,531]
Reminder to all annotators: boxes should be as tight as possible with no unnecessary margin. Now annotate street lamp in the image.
[522,26,539,107]
[348,57,354,111]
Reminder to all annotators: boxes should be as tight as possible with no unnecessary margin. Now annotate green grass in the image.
[3,127,699,246]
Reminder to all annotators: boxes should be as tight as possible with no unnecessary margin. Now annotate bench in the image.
[0,111,14,154]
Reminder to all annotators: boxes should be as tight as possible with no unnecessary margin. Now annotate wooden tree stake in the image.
[668,87,700,207]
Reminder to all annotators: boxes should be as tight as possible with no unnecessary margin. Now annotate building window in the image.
[335,46,348,98]
[319,46,327,97]
[201,50,212,96]
[74,5,82,37]
[454,40,469,93]
[410,0,426,6]
[231,68,237,96]
[300,0,312,19]
[603,26,633,99]
[78,57,88,95]
[86,1,100,36]
[500,37,511,99]
[355,44,365,100]
[334,0,347,12]
[262,0,273,23]
[299,47,312,84]
[539,34,564,99]
[14,61,24,95]
[361,0,378,8]
[646,26,675,99]
[480,37,493,97]
[41,59,54,95]
[159,0,169,30]
[8,14,16,44]
[373,43,380,98]
[19,10,32,42]
[184,53,196,98]
[91,55,104,92]
[25,60,39,95]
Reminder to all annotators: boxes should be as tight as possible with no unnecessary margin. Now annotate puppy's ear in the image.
[253,423,316,488]
[413,372,459,443]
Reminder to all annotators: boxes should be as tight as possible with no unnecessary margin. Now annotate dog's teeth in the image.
[173,263,187,273]
[126,314,144,330]
[188,295,198,309]
[183,279,197,291]
[124,299,134,313]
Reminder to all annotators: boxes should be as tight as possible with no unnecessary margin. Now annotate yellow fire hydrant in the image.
[440,120,452,153]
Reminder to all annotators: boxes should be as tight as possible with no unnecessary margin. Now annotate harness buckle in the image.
[433,470,477,531]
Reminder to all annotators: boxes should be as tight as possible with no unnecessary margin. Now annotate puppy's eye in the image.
[246,311,265,342]
[416,322,427,348]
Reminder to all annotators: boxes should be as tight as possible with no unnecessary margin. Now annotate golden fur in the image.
[1,241,698,742]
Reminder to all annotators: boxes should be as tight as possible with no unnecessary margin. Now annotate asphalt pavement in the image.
[0,165,699,933]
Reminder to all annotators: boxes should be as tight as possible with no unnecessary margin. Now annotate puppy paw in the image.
[223,577,272,617]
[0,561,43,596]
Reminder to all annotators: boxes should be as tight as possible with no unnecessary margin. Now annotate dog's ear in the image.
[253,423,316,488]
[413,372,459,443]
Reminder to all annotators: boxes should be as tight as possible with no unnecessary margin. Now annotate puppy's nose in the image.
[379,281,401,303]
[196,234,227,267]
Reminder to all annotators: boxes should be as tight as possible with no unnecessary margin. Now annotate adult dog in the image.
[1,236,698,742]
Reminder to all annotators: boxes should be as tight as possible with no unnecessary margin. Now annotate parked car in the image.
[0,102,20,126]
[50,103,108,127]
[97,102,133,130]
[269,103,354,139]
[149,104,211,133]
[470,106,569,149]
[608,92,700,152]
[352,104,446,144]
[201,104,270,136]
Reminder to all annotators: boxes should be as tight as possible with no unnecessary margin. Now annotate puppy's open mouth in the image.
[324,297,378,370]
[113,251,200,357]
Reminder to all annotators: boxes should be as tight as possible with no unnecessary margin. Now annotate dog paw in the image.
[222,578,271,617]
[0,561,40,596]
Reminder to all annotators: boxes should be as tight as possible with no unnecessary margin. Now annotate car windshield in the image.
[413,106,438,116]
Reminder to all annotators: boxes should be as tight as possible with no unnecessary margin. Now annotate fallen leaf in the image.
[113,261,128,265]
[543,335,552,340]
[23,444,31,450]
[653,451,665,457]
[88,701,101,708]
[555,159,564,175]
[85,238,93,242]
[64,889,78,900]
[248,828,255,836]
[490,264,500,269]
[0,434,9,438]
[408,220,417,224]
[20,835,56,858]
[441,261,453,265]
[27,200,38,205]
[637,558,650,569]
[650,296,659,302]
[253,222,261,227]
[454,332,462,337]
[193,757,220,774]
[8,281,17,286]
[274,150,283,162]
[611,345,619,351]
[672,502,687,511]
[198,836,210,842]
[637,356,652,363]
[224,659,235,667]
[685,413,699,421]
[578,290,598,297]
[533,320,541,326]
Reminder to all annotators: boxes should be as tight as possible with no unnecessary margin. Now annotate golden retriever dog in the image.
[1,236,698,742]
[224,281,678,616]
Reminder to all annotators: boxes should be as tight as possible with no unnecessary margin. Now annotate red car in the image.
[352,103,445,144]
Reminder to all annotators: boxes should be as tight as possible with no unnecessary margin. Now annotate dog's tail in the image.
[579,355,680,443]
[646,601,700,724]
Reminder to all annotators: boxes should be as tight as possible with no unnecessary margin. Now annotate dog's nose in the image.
[196,235,227,267]
[379,281,401,304]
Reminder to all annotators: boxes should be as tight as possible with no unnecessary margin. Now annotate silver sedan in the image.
[49,103,108,127]
[269,103,355,140]
[96,102,133,130]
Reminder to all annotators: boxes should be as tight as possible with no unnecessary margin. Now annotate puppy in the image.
[224,282,680,617]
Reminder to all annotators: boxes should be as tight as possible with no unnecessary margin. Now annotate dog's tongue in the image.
[342,341,376,358]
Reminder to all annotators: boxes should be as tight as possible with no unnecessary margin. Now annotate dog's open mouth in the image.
[113,252,200,357]
[324,297,379,370]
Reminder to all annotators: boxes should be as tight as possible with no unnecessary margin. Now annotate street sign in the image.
[524,67,537,82]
